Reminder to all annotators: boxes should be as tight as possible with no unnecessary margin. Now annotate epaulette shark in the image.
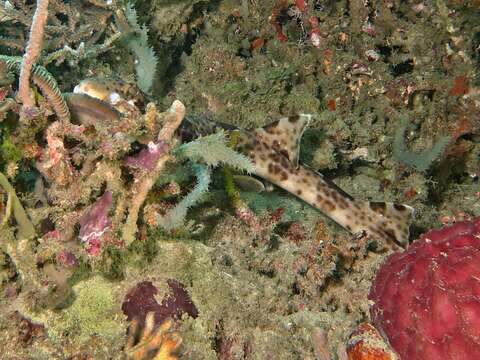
[179,114,414,248]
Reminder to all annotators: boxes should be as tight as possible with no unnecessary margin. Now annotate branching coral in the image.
[0,55,70,122]
[392,115,451,172]
[122,2,158,94]
[0,0,123,67]
[0,172,35,239]
[0,172,47,314]
[121,100,186,245]
[17,0,49,112]
[151,130,255,231]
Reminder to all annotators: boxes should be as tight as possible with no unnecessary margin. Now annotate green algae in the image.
[55,276,124,342]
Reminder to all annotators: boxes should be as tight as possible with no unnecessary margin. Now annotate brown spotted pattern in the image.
[236,124,413,247]
[180,114,414,247]
[254,114,310,166]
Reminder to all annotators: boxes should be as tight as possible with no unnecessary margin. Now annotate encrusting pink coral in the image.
[369,217,480,360]
[79,191,113,256]
[124,141,169,171]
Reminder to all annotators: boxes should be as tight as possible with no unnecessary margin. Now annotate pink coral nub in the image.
[369,217,480,360]
[79,191,113,255]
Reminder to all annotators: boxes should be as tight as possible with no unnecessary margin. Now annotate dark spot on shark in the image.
[289,115,300,123]
[269,163,283,176]
[279,171,288,181]
[279,149,290,159]
[370,202,386,214]
[393,203,407,211]
[268,153,279,162]
[264,121,279,134]
[338,198,349,209]
[280,156,290,169]
[268,163,275,174]
[296,189,302,195]
[323,199,335,212]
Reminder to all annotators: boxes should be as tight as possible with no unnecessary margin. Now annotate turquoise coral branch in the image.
[157,163,212,230]
[392,115,451,172]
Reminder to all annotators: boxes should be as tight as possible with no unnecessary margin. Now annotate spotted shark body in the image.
[180,114,414,247]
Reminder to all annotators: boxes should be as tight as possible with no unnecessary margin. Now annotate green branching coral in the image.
[156,131,254,230]
[0,172,35,239]
[392,115,451,172]
[157,163,211,230]
[0,134,22,164]
[124,3,158,94]
[175,131,254,172]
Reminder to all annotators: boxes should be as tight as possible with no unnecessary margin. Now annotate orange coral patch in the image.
[347,323,398,360]
[448,75,469,96]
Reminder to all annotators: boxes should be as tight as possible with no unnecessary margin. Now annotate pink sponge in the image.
[369,217,480,360]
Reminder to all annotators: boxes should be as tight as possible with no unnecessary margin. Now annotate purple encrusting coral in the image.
[56,250,78,268]
[124,141,168,171]
[122,280,198,327]
[79,191,113,256]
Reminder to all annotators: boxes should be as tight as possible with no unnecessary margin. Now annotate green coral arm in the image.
[175,131,254,173]
[0,172,35,239]
[124,3,158,94]
[392,115,451,172]
[157,163,211,230]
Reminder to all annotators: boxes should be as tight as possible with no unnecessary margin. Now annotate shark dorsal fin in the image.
[254,114,311,166]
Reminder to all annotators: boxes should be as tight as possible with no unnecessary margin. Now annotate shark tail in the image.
[364,201,415,248]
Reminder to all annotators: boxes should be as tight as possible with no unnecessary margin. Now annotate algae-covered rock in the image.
[53,276,125,342]
[15,275,127,357]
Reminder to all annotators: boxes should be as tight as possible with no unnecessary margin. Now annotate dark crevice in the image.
[153,0,222,99]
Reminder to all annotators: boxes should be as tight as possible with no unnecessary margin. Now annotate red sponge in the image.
[369,217,480,360]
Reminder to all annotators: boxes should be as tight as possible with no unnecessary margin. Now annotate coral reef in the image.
[392,115,451,172]
[123,2,158,94]
[122,280,198,327]
[52,276,124,342]
[369,217,480,360]
[346,322,398,360]
[0,0,479,359]
[125,312,182,360]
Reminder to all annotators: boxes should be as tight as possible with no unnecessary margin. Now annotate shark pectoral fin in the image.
[367,201,415,248]
[233,175,266,192]
[254,114,311,167]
